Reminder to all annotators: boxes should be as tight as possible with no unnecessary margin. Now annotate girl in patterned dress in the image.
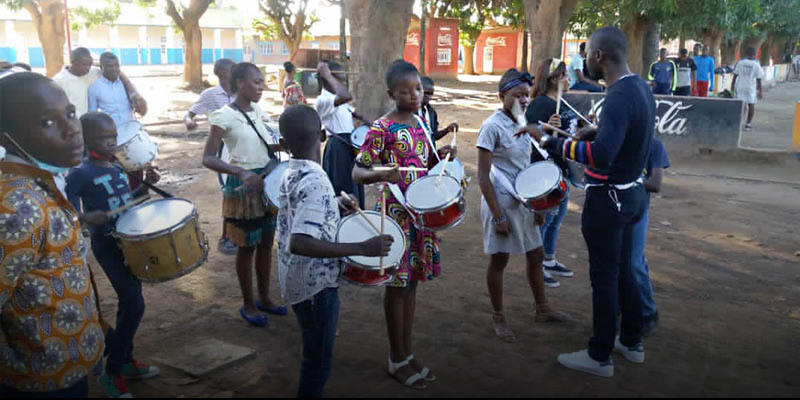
[282,61,306,109]
[353,60,457,390]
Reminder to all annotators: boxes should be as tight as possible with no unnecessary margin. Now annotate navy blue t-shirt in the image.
[644,138,670,179]
[544,74,655,185]
[66,161,139,235]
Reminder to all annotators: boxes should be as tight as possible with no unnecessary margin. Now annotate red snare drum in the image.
[337,210,406,286]
[405,175,466,231]
[514,161,568,212]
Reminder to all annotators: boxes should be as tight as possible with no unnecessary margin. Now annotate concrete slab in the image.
[155,339,256,378]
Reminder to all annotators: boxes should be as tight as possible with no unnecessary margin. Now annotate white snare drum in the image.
[115,121,158,172]
[405,175,466,231]
[262,161,289,213]
[337,210,405,286]
[514,161,568,212]
[429,157,467,187]
[114,198,208,283]
[350,125,370,151]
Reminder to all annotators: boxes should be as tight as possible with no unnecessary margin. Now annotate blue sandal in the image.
[256,301,289,316]
[240,308,268,327]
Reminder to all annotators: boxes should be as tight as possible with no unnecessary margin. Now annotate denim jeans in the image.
[292,287,340,398]
[91,233,145,375]
[0,377,88,398]
[540,191,569,259]
[581,185,646,362]
[631,198,658,318]
[570,82,604,92]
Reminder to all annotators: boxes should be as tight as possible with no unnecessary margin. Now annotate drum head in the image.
[406,175,461,212]
[338,211,405,269]
[116,198,195,236]
[262,162,289,206]
[351,125,370,149]
[429,157,465,182]
[515,161,562,199]
[117,120,142,144]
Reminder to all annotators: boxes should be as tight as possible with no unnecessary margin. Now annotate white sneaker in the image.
[557,350,614,378]
[614,336,645,364]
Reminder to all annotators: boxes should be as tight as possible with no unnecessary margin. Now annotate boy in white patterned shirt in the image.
[277,105,392,398]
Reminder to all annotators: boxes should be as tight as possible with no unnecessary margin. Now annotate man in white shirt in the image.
[731,46,765,131]
[315,61,368,209]
[53,47,146,118]
[568,42,603,92]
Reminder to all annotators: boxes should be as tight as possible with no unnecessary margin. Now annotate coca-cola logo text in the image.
[590,98,693,136]
[407,32,419,47]
[438,33,453,47]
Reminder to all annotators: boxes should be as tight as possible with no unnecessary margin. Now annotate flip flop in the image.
[256,301,289,316]
[240,308,268,327]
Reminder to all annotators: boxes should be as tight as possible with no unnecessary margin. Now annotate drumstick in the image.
[340,191,381,235]
[373,166,428,172]
[555,87,562,115]
[234,170,270,192]
[538,121,578,140]
[561,98,597,127]
[379,184,386,276]
[436,153,451,185]
[106,195,150,217]
[450,122,458,148]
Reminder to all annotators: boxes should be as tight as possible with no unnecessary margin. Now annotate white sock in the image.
[543,260,557,267]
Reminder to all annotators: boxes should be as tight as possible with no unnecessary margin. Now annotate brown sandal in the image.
[534,303,568,322]
[492,312,518,343]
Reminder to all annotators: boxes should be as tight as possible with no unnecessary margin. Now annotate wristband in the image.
[492,215,507,225]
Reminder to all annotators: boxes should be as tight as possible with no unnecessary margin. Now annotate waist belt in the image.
[584,178,643,190]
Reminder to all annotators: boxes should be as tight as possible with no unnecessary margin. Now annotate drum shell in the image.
[115,125,158,172]
[341,264,395,286]
[524,178,568,212]
[114,209,208,283]
[406,175,466,231]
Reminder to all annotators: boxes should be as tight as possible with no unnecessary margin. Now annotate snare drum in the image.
[515,161,568,212]
[114,198,209,283]
[350,125,370,151]
[337,210,406,286]
[262,161,289,213]
[429,157,467,189]
[405,175,466,231]
[115,121,158,172]
[566,160,586,190]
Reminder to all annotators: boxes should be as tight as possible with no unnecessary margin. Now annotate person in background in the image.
[694,44,715,97]
[673,48,697,96]
[184,58,238,255]
[54,47,146,118]
[631,138,670,338]
[283,61,307,108]
[568,42,604,92]
[731,46,765,131]
[648,48,677,95]
[418,76,458,148]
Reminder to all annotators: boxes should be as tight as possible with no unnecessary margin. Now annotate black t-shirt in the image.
[525,95,578,171]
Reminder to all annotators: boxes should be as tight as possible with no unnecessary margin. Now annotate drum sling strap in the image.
[233,103,281,177]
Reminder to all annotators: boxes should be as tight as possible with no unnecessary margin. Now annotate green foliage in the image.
[569,0,678,38]
[431,0,521,47]
[69,1,121,32]
[254,0,318,45]
[0,0,34,11]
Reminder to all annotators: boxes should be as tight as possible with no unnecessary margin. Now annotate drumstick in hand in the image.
[538,121,578,140]
[436,153,451,186]
[555,87,562,115]
[379,184,386,276]
[373,166,428,172]
[106,195,150,218]
[340,191,381,235]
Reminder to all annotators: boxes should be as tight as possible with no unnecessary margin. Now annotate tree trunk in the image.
[340,0,347,61]
[521,30,529,73]
[743,35,764,54]
[345,0,415,121]
[770,39,786,65]
[183,22,203,89]
[679,35,686,51]
[760,38,771,66]
[720,38,741,67]
[642,23,661,77]
[463,44,475,75]
[525,0,578,73]
[623,14,649,77]
[702,30,723,67]
[26,0,67,77]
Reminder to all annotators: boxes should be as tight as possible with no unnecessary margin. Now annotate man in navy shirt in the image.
[520,26,654,378]
[648,48,677,95]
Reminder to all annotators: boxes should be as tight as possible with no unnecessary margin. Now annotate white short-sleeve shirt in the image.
[277,159,341,305]
[52,66,102,117]
[733,59,765,92]
[315,88,354,135]
[209,103,277,170]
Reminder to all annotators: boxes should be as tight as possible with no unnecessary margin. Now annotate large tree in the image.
[522,0,580,73]
[2,0,67,77]
[344,0,414,121]
[255,0,318,64]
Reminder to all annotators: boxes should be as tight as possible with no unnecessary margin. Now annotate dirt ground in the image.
[86,75,800,398]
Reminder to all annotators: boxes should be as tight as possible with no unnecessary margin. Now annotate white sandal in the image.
[387,357,427,389]
[407,354,436,382]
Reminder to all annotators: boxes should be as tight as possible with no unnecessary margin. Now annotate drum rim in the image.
[337,210,406,270]
[515,160,563,200]
[341,268,395,286]
[113,198,198,239]
[406,175,463,213]
[262,161,290,208]
[350,125,370,149]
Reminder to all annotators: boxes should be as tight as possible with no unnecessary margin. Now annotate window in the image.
[437,48,452,65]
[259,41,274,55]
[282,43,289,55]
[329,41,340,50]
[310,42,320,49]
